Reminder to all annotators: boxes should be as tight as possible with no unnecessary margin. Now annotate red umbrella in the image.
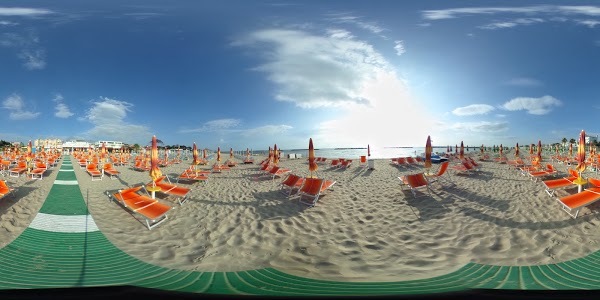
[515,143,519,157]
[308,138,318,177]
[537,140,542,162]
[459,141,464,160]
[424,136,432,169]
[576,130,586,175]
[273,144,279,165]
[150,135,162,182]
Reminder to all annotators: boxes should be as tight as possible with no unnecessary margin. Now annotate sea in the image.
[252,147,481,160]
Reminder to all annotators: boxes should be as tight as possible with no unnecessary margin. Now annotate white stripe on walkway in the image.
[58,169,74,172]
[54,180,79,185]
[30,213,99,233]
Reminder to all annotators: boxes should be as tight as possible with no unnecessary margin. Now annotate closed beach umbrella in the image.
[230,147,234,159]
[164,147,169,163]
[273,144,279,165]
[424,136,432,169]
[569,143,573,157]
[27,140,32,158]
[530,144,534,156]
[150,135,162,181]
[455,144,458,155]
[101,142,107,162]
[499,144,503,157]
[246,147,250,160]
[192,142,199,166]
[447,145,450,153]
[268,146,272,163]
[537,140,542,162]
[217,147,221,163]
[459,141,464,160]
[515,143,519,157]
[577,130,586,174]
[368,144,371,157]
[203,148,207,162]
[480,144,484,156]
[308,138,318,177]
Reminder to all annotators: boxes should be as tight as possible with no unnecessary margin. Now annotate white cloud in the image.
[449,121,509,132]
[576,19,600,28]
[0,20,18,26]
[501,95,562,115]
[422,5,600,29]
[0,7,53,16]
[2,93,40,120]
[53,94,74,118]
[18,49,46,70]
[478,18,544,29]
[394,40,405,55]
[505,77,542,87]
[0,31,46,70]
[180,118,242,133]
[327,13,386,36]
[240,125,293,137]
[82,97,150,142]
[232,28,391,108]
[452,104,495,116]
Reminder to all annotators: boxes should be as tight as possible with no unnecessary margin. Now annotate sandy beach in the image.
[2,154,600,283]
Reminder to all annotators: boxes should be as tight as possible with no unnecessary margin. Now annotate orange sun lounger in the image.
[292,177,336,207]
[556,178,600,219]
[148,175,191,205]
[109,185,173,230]
[541,169,579,197]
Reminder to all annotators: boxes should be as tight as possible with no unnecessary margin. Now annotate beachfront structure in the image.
[61,140,93,154]
[94,141,125,150]
[34,138,63,151]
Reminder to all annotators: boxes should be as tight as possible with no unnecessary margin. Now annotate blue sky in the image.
[2,0,600,150]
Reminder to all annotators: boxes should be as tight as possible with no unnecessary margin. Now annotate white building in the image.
[61,140,93,154]
[94,141,124,150]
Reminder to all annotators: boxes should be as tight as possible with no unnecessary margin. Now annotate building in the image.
[34,138,63,151]
[94,141,125,150]
[61,140,93,154]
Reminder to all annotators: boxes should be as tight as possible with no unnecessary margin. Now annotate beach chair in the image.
[102,163,120,179]
[451,160,475,175]
[108,185,173,230]
[556,178,600,218]
[542,169,579,197]
[339,159,352,169]
[86,163,104,181]
[330,159,340,168]
[0,180,16,200]
[147,175,191,205]
[279,173,305,197]
[176,168,209,184]
[266,166,292,181]
[8,161,27,177]
[293,177,336,207]
[425,161,451,186]
[527,164,558,182]
[399,172,432,198]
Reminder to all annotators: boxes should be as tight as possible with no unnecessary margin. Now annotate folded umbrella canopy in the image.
[424,136,432,169]
[150,135,162,182]
[308,138,318,178]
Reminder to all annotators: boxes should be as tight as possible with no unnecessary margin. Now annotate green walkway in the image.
[0,156,600,296]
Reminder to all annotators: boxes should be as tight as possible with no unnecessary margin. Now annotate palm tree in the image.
[562,137,567,146]
[569,138,576,144]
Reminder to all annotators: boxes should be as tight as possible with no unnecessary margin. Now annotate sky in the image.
[2,0,600,150]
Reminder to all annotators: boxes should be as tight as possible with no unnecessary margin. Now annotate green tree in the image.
[562,137,567,145]
[569,138,576,144]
